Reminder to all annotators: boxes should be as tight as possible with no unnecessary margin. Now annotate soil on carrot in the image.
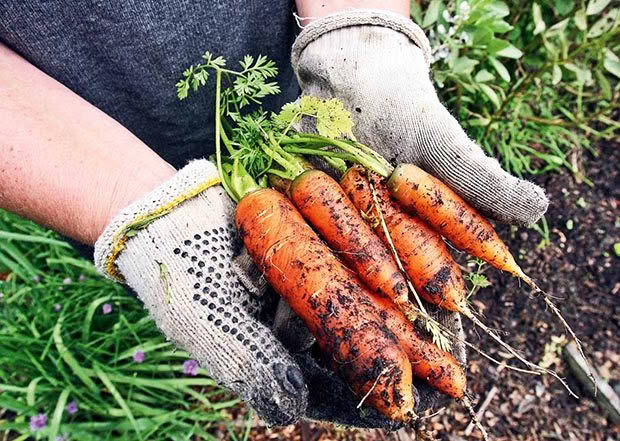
[213,140,619,441]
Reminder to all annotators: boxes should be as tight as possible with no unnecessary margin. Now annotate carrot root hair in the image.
[461,394,489,441]
[517,269,595,392]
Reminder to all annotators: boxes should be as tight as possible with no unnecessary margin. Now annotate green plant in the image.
[0,210,238,440]
[411,0,619,183]
[464,258,491,298]
[529,215,552,249]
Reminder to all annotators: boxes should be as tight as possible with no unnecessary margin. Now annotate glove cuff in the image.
[291,9,432,69]
[94,159,221,282]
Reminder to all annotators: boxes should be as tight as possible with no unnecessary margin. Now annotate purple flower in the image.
[183,359,199,376]
[62,277,72,285]
[102,303,112,314]
[66,400,78,415]
[133,350,145,363]
[56,434,69,441]
[78,274,86,282]
[32,275,41,284]
[29,413,48,431]
[54,303,62,312]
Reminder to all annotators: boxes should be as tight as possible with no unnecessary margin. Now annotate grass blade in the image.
[81,296,111,343]
[94,365,143,440]
[54,316,98,393]
[26,377,43,406]
[0,240,39,278]
[0,394,31,412]
[0,231,71,248]
[46,256,98,274]
[48,388,71,441]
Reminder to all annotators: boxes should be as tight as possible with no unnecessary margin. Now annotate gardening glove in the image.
[291,9,549,226]
[291,9,519,416]
[94,160,308,426]
[93,159,407,429]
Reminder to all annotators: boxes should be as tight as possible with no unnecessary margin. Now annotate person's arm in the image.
[295,0,409,24]
[0,43,175,245]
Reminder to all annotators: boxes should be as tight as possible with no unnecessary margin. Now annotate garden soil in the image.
[214,139,619,441]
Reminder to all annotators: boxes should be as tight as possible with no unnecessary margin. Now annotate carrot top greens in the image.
[176,52,393,202]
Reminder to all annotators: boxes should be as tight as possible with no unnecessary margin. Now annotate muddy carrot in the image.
[387,164,527,281]
[341,166,468,313]
[236,188,416,421]
[289,169,410,311]
[370,294,467,398]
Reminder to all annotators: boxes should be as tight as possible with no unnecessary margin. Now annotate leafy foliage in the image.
[0,210,240,440]
[464,258,491,298]
[176,52,226,100]
[176,52,374,192]
[273,96,355,139]
[176,51,280,116]
[411,0,619,181]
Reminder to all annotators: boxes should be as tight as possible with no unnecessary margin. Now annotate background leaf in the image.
[475,69,496,82]
[595,69,612,99]
[586,0,612,15]
[487,1,510,18]
[488,19,513,33]
[574,9,588,31]
[489,57,511,81]
[488,39,524,58]
[603,49,620,78]
[479,84,501,109]
[423,0,443,28]
[554,0,576,15]
[453,56,479,75]
[552,64,563,85]
[587,8,618,37]
[533,3,547,35]
[410,0,423,25]
[545,18,570,36]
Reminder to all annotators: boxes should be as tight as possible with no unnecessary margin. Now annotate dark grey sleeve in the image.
[0,0,300,169]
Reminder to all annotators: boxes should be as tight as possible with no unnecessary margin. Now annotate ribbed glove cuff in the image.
[94,159,221,282]
[291,9,432,69]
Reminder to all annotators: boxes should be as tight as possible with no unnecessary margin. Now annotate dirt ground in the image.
[215,140,619,441]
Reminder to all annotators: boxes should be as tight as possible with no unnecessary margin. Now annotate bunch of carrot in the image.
[177,53,585,426]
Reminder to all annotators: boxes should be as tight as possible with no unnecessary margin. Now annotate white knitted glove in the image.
[93,159,408,429]
[94,160,307,426]
[292,10,549,226]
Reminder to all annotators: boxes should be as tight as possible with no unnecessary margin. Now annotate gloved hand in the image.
[291,10,549,226]
[289,8,548,417]
[94,160,307,425]
[94,159,413,430]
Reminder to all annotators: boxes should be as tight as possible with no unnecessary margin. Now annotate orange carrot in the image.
[387,164,590,386]
[236,188,415,421]
[340,166,548,376]
[289,170,410,310]
[387,164,527,281]
[371,294,466,398]
[340,166,468,313]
